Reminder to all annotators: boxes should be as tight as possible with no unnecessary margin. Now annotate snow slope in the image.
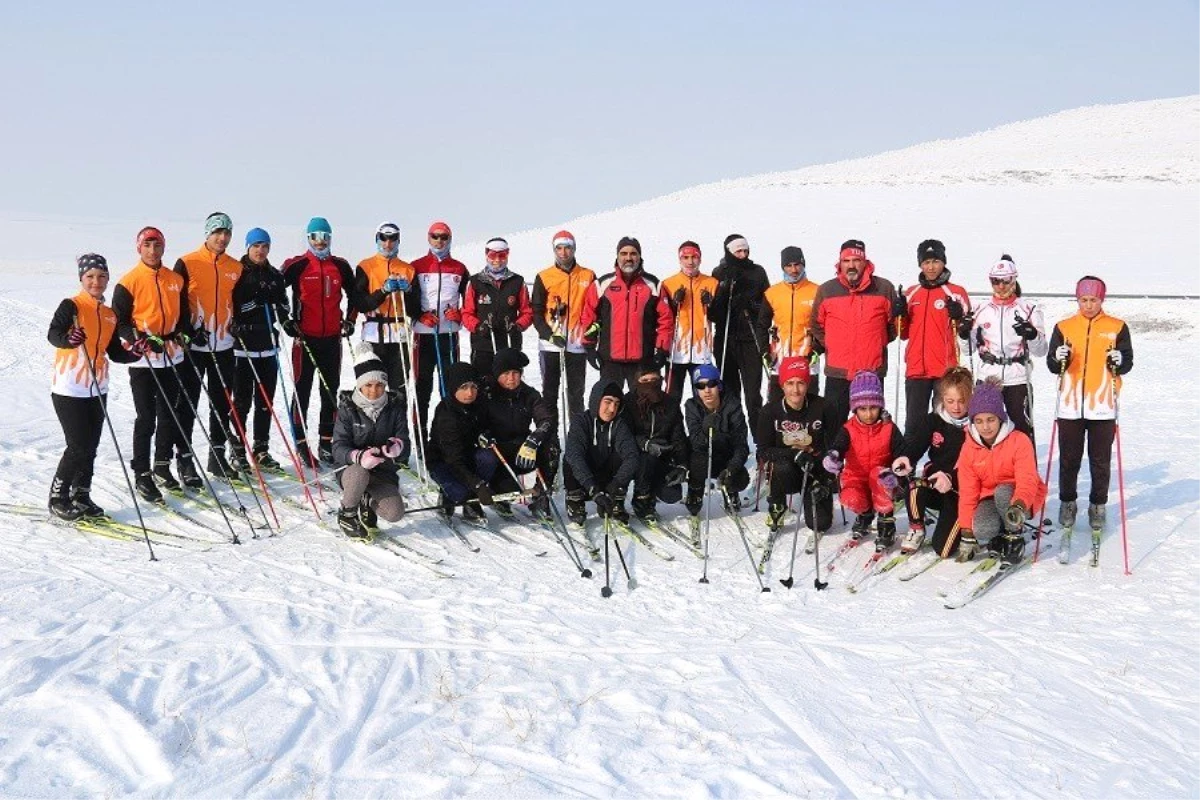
[0,97,1197,799]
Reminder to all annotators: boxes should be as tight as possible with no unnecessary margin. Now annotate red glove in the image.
[443,307,462,324]
[419,312,439,328]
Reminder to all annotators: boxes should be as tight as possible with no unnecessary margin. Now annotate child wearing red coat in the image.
[822,371,903,549]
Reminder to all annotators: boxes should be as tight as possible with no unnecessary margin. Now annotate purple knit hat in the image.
[849,371,885,411]
[968,380,1008,423]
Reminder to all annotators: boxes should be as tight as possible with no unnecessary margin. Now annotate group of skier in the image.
[47,220,1134,574]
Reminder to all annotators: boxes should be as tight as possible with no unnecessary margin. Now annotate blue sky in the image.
[5,0,1196,245]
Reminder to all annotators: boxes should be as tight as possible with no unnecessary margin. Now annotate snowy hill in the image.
[0,97,1197,798]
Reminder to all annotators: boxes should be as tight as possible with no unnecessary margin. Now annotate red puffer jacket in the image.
[956,422,1046,526]
[832,415,902,484]
[810,260,897,379]
[580,269,673,363]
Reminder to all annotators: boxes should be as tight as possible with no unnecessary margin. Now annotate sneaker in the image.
[1059,500,1078,529]
[528,492,551,521]
[851,512,875,539]
[632,494,658,524]
[766,502,787,533]
[207,447,233,478]
[318,439,335,466]
[154,460,182,491]
[684,487,704,517]
[998,532,1025,566]
[1088,503,1106,530]
[494,500,514,517]
[900,526,926,554]
[566,492,586,526]
[359,493,378,531]
[338,506,368,539]
[875,515,896,550]
[135,471,164,503]
[69,487,105,519]
[48,477,84,521]
[462,500,485,522]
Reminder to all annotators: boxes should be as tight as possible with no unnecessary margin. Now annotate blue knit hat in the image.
[849,370,885,411]
[245,227,271,247]
[306,217,332,236]
[692,363,722,390]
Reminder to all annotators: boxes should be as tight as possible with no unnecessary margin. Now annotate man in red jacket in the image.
[895,239,970,441]
[410,221,469,435]
[580,237,673,393]
[809,239,899,426]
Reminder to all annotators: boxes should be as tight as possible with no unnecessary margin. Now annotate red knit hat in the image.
[552,230,576,248]
[778,356,811,387]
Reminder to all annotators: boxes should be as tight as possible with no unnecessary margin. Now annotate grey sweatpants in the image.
[339,464,405,523]
[972,483,1015,544]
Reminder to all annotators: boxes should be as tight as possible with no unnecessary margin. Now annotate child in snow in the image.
[331,344,410,538]
[822,370,904,549]
[47,254,143,520]
[1046,276,1134,531]
[891,366,973,557]
[954,379,1047,565]
[424,361,500,522]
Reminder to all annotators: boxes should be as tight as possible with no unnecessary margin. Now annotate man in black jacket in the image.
[709,233,771,443]
[683,364,750,517]
[483,348,558,519]
[622,365,689,523]
[563,381,639,525]
[425,362,499,521]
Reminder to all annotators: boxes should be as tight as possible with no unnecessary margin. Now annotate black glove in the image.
[1004,499,1029,531]
[549,332,567,349]
[653,348,669,369]
[586,347,601,371]
[594,491,614,518]
[809,480,832,505]
[282,318,300,338]
[340,319,355,338]
[477,433,496,450]
[146,335,165,354]
[672,287,686,307]
[643,440,669,458]
[184,328,208,348]
[229,320,246,339]
[474,482,494,506]
[700,289,713,308]
[717,468,735,489]
[1012,315,1038,341]
[663,464,688,487]
[891,294,908,318]
[792,449,813,468]
[956,313,975,340]
[945,297,965,321]
[809,339,825,356]
[477,318,492,335]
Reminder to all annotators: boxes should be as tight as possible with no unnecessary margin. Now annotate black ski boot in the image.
[294,439,313,467]
[494,500,515,517]
[70,485,105,519]
[609,499,630,526]
[684,487,704,517]
[1088,503,1106,530]
[766,502,787,533]
[135,471,164,503]
[851,512,875,540]
[338,505,368,539]
[48,477,84,521]
[632,494,658,524]
[359,492,378,532]
[566,491,586,526]
[253,444,282,472]
[722,489,741,514]
[229,444,251,475]
[998,532,1025,567]
[318,438,335,466]
[437,491,455,519]
[462,500,486,522]
[875,515,896,551]
[155,459,183,491]
[207,446,233,478]
[528,491,551,522]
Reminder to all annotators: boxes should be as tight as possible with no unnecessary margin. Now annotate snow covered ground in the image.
[0,97,1197,798]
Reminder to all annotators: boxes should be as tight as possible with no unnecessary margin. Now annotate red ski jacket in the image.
[580,269,673,364]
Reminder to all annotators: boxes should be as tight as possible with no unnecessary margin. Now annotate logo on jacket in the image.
[479,295,493,306]
[507,296,516,306]
[933,298,945,310]
[931,431,944,447]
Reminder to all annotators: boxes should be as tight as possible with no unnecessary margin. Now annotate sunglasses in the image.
[309,232,330,243]
[990,277,1014,285]
[695,380,720,390]
[429,233,450,241]
[378,234,399,243]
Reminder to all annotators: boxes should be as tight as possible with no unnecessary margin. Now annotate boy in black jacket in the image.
[755,357,839,534]
[623,365,689,523]
[683,364,750,517]
[483,348,557,519]
[563,381,639,525]
[331,344,411,538]
[425,362,499,521]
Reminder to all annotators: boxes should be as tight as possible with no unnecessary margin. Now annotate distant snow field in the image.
[0,96,1196,799]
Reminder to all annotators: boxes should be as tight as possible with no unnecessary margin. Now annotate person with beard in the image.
[580,236,674,393]
[352,222,415,398]
[425,361,499,522]
[709,233,771,442]
[756,357,839,534]
[809,239,899,426]
[331,344,410,538]
[172,212,240,484]
[622,365,689,523]
[462,238,533,378]
[483,348,557,520]
[410,221,470,436]
[683,364,750,518]
[228,227,292,474]
[531,230,595,420]
[894,239,971,442]
[757,245,820,402]
[563,382,640,525]
[660,241,719,405]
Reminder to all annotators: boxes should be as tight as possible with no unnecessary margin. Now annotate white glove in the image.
[929,471,953,494]
[1107,350,1123,369]
[1055,344,1071,362]
[891,456,912,476]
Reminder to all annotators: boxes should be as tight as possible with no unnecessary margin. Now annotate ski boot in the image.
[494,500,515,517]
[875,515,896,551]
[48,477,84,521]
[722,489,741,514]
[359,492,378,532]
[632,494,658,525]
[566,491,587,526]
[135,471,164,503]
[294,439,314,467]
[70,485,105,519]
[318,438,335,466]
[437,491,455,520]
[1088,503,1106,529]
[1058,500,1078,529]
[253,444,282,472]
[228,444,251,475]
[766,502,787,533]
[528,491,551,522]
[997,532,1025,567]
[900,524,925,554]
[155,459,183,491]
[851,512,875,540]
[684,487,704,518]
[208,446,233,478]
[608,498,630,525]
[174,456,201,489]
[462,499,486,523]
[338,505,368,539]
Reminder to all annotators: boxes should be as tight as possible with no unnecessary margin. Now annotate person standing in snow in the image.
[353,222,415,399]
[46,254,142,520]
[660,241,719,405]
[530,230,595,421]
[410,221,469,435]
[1046,276,1134,531]
[757,245,820,402]
[709,234,771,440]
[894,239,970,442]
[809,239,899,427]
[462,237,533,379]
[957,254,1047,448]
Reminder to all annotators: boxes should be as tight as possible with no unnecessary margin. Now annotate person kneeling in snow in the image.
[332,344,411,538]
[623,364,690,524]
[684,363,751,518]
[563,382,639,525]
[426,362,499,522]
[954,378,1047,565]
[483,348,558,520]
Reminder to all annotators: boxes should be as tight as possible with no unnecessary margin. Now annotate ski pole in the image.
[743,308,774,385]
[780,459,812,589]
[611,516,637,590]
[260,306,323,513]
[665,287,683,396]
[894,289,903,420]
[394,292,430,488]
[204,349,276,532]
[79,340,156,561]
[534,467,591,578]
[1033,348,1068,563]
[220,347,281,531]
[718,278,736,381]
[726,485,770,592]
[699,425,715,584]
[1112,355,1130,575]
[276,326,325,481]
[601,515,613,598]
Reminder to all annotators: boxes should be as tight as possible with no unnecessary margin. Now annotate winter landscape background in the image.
[0,96,1197,798]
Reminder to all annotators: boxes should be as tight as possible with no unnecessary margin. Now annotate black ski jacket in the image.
[564,389,639,493]
[755,394,841,466]
[684,393,749,473]
[426,394,491,488]
[232,256,290,353]
[484,382,556,447]
[331,390,409,479]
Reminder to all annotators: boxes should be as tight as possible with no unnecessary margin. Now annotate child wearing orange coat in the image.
[955,379,1047,565]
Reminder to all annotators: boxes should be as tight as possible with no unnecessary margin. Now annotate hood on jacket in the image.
[588,381,623,415]
[444,362,479,403]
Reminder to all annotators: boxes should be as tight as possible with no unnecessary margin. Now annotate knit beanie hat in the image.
[352,342,387,388]
[306,217,332,237]
[599,382,623,402]
[778,356,811,387]
[1075,275,1107,302]
[492,347,529,377]
[428,221,452,238]
[780,246,805,268]
[444,362,479,396]
[917,239,946,264]
[840,239,866,260]
[245,228,271,247]
[376,222,400,240]
[967,379,1007,423]
[617,236,642,255]
[989,254,1018,281]
[485,238,510,257]
[552,230,576,249]
[849,370,884,411]
[77,253,109,279]
[204,212,233,236]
